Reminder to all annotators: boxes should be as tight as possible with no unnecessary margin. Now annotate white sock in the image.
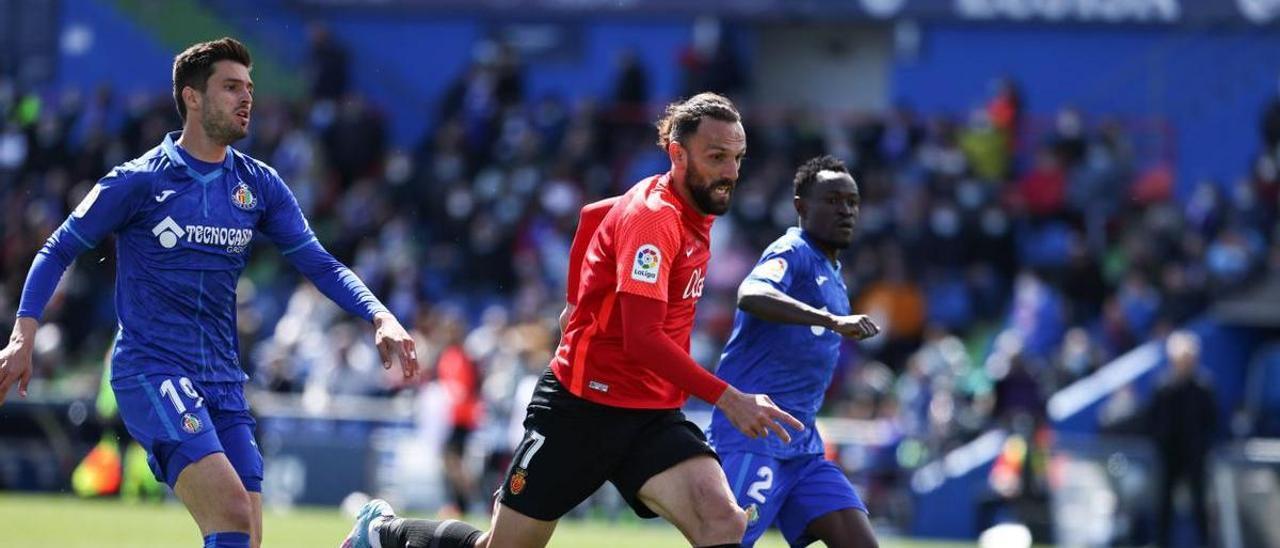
[368,516,389,548]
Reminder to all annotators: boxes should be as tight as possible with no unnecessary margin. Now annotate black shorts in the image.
[497,369,718,521]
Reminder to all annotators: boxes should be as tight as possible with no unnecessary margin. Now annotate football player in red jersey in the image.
[344,93,801,548]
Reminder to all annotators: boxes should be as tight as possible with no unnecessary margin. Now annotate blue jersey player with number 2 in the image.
[0,38,419,548]
[708,155,881,548]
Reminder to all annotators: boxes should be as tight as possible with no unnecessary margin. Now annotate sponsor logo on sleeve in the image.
[751,257,788,283]
[73,184,103,218]
[631,244,661,284]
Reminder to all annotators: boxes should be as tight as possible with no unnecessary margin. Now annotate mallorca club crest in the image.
[231,182,257,211]
[509,468,528,495]
[181,413,203,434]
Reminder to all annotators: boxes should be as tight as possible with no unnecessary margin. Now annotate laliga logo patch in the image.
[752,257,788,283]
[73,184,103,218]
[631,244,661,284]
[509,468,528,495]
[181,413,203,434]
[231,182,257,210]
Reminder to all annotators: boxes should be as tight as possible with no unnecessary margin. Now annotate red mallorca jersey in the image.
[566,196,620,306]
[551,173,714,409]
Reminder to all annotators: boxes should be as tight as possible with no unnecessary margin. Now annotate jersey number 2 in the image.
[159,377,204,414]
[746,466,774,504]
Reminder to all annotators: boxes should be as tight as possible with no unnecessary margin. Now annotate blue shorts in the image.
[112,373,263,492]
[721,451,867,547]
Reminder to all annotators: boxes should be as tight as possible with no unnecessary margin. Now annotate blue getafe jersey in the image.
[20,132,380,383]
[709,227,850,458]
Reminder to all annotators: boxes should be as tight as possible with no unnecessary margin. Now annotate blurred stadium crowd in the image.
[2,34,1278,518]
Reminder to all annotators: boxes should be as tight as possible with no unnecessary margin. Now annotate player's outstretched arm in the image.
[0,317,38,406]
[618,292,804,442]
[619,292,729,402]
[1,199,119,405]
[278,240,417,378]
[738,281,879,339]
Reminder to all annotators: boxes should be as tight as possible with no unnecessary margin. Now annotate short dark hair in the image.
[655,92,740,149]
[793,154,850,198]
[172,37,252,120]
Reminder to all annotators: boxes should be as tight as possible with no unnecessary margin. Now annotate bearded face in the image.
[675,119,746,216]
[192,60,252,145]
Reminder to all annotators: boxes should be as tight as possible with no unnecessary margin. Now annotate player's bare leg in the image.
[173,453,254,545]
[472,502,557,548]
[636,455,747,546]
[805,508,878,548]
[248,492,263,548]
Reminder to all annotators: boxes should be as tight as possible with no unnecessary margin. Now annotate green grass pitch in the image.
[0,493,968,547]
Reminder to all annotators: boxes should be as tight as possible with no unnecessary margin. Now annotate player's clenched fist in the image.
[715,386,804,443]
[829,314,880,340]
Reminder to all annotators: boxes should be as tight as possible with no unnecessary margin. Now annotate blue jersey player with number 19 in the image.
[708,155,881,548]
[0,38,419,548]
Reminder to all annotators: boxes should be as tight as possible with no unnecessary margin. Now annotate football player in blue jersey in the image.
[0,38,418,548]
[708,155,881,548]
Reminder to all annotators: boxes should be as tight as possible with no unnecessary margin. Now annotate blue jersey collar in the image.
[795,227,842,272]
[161,131,236,183]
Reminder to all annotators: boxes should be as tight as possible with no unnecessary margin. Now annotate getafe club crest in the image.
[181,413,203,434]
[510,469,528,495]
[231,182,257,210]
[744,503,760,525]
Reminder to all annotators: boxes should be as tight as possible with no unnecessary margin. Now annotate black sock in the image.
[379,517,483,548]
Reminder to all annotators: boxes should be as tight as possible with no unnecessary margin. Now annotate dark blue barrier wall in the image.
[58,0,173,94]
